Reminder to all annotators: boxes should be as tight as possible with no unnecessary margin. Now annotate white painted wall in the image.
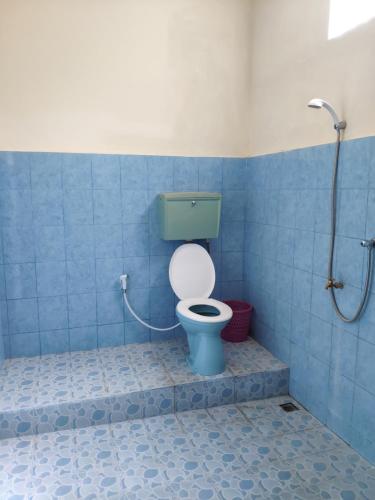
[0,0,252,156]
[1,0,374,157]
[249,0,375,156]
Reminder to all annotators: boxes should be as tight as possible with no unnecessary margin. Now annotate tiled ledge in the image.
[0,338,289,439]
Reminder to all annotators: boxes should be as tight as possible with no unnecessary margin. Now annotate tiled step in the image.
[0,338,289,439]
[3,397,374,499]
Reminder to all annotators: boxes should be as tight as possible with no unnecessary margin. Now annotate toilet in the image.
[169,243,232,376]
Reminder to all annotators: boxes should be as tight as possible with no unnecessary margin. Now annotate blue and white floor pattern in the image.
[0,339,288,439]
[0,396,374,499]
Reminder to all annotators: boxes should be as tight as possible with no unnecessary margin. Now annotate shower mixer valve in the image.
[325,279,344,290]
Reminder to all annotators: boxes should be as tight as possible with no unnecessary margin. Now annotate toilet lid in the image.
[169,243,215,300]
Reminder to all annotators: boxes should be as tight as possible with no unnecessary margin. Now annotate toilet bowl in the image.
[169,243,232,376]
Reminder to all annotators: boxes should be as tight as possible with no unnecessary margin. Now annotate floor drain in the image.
[279,402,299,412]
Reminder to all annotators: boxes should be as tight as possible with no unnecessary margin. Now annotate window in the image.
[328,0,375,39]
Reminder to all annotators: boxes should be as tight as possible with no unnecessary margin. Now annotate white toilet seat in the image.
[177,298,232,324]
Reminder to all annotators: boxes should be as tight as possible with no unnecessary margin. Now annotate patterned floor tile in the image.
[0,400,373,499]
[143,413,181,435]
[169,477,221,499]
[0,338,289,440]
[207,403,247,424]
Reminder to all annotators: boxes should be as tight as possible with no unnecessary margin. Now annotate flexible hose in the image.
[327,129,374,322]
[122,290,180,332]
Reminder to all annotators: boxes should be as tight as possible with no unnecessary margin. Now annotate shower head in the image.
[308,98,346,130]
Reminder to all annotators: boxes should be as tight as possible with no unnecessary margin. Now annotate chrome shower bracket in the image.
[334,120,347,131]
[360,238,375,249]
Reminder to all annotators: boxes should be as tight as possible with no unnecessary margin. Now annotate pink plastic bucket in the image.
[221,300,253,342]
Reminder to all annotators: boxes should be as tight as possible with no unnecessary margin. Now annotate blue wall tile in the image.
[293,230,314,272]
[96,258,123,292]
[245,135,375,464]
[34,226,65,262]
[66,259,95,294]
[8,298,39,334]
[93,189,121,225]
[125,320,150,344]
[123,256,150,289]
[261,225,278,262]
[0,151,245,363]
[65,225,95,260]
[92,155,120,189]
[0,265,5,300]
[367,138,375,189]
[10,332,40,357]
[98,323,124,348]
[221,222,244,252]
[339,138,370,189]
[149,286,172,319]
[125,287,150,321]
[68,293,97,328]
[356,339,375,396]
[352,385,375,448]
[5,263,36,299]
[32,189,64,226]
[97,291,123,325]
[95,224,123,259]
[198,159,223,191]
[292,269,311,312]
[149,255,170,287]
[0,294,4,364]
[222,158,244,190]
[147,157,174,192]
[277,190,296,228]
[123,223,149,257]
[36,261,67,297]
[337,189,367,239]
[313,232,330,277]
[351,386,375,463]
[314,190,331,234]
[276,228,294,267]
[222,252,243,281]
[358,292,375,345]
[174,157,199,191]
[2,227,35,264]
[307,354,329,423]
[62,153,92,189]
[30,153,62,189]
[290,308,309,349]
[366,190,375,239]
[40,329,69,355]
[310,274,332,322]
[295,190,316,231]
[64,189,93,225]
[222,190,246,223]
[69,326,97,351]
[314,144,335,189]
[38,295,68,331]
[308,315,332,365]
[0,190,32,227]
[330,327,357,380]
[275,263,293,304]
[122,190,149,224]
[121,156,148,190]
[1,300,8,336]
[0,152,30,189]
[328,372,354,443]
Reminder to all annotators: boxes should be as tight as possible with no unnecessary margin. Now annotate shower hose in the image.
[120,275,181,332]
[327,129,374,322]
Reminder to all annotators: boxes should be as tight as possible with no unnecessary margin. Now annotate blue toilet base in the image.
[177,312,229,376]
[186,351,225,376]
